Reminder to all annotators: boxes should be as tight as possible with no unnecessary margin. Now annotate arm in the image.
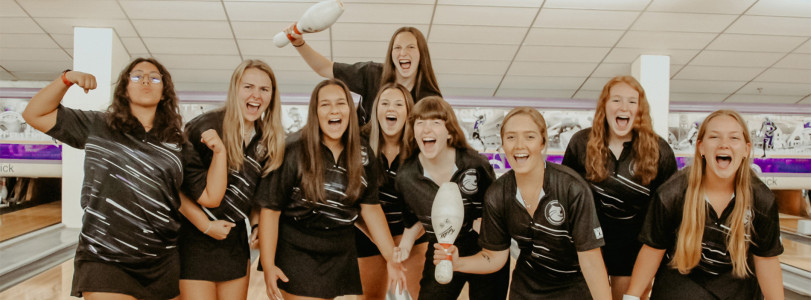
[178,192,235,240]
[577,248,611,300]
[625,245,665,297]
[395,222,424,262]
[22,70,96,133]
[361,203,407,293]
[249,207,260,248]
[283,23,334,78]
[259,208,288,300]
[754,255,784,300]
[433,244,509,275]
[194,129,228,208]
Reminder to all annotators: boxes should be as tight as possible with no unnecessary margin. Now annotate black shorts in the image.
[601,231,642,276]
[71,252,180,300]
[509,262,591,299]
[178,219,250,281]
[354,227,427,258]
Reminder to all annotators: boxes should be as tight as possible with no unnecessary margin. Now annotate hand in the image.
[472,218,482,234]
[205,220,235,240]
[249,226,259,249]
[66,71,97,94]
[200,129,225,154]
[282,22,305,47]
[386,260,407,295]
[432,243,460,268]
[393,245,410,263]
[264,265,289,300]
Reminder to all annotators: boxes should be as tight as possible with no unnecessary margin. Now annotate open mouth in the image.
[422,137,436,150]
[328,118,342,129]
[715,155,732,169]
[399,59,411,70]
[385,114,397,127]
[514,153,529,164]
[616,116,630,129]
[246,102,261,114]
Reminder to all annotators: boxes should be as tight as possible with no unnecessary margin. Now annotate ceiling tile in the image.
[333,23,430,42]
[153,54,242,70]
[795,39,811,54]
[524,28,624,47]
[738,81,811,96]
[0,48,70,61]
[755,68,810,84]
[231,21,298,40]
[224,2,312,22]
[0,0,26,17]
[573,90,600,100]
[591,63,631,77]
[4,71,63,81]
[618,31,715,50]
[747,0,811,18]
[272,70,325,85]
[170,68,233,83]
[49,34,73,49]
[727,16,811,36]
[499,76,585,90]
[120,1,226,20]
[670,92,728,102]
[774,53,811,69]
[674,66,762,81]
[0,17,43,34]
[534,9,639,30]
[580,77,613,91]
[121,37,148,55]
[143,38,238,55]
[604,48,700,65]
[435,74,502,88]
[725,94,801,104]
[36,18,138,37]
[670,79,745,94]
[690,51,784,68]
[428,25,526,45]
[798,97,810,105]
[508,61,597,77]
[245,55,319,71]
[174,81,228,92]
[430,43,519,60]
[438,0,541,7]
[0,33,59,48]
[241,40,330,57]
[648,0,755,14]
[0,68,15,80]
[707,34,807,52]
[342,3,434,24]
[133,20,233,39]
[515,46,610,63]
[0,60,71,72]
[495,88,575,98]
[345,0,434,4]
[332,41,390,58]
[544,0,649,11]
[432,59,510,75]
[18,0,125,18]
[433,5,536,27]
[632,12,736,33]
[440,87,497,97]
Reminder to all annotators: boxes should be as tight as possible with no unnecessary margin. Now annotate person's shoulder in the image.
[749,172,776,211]
[570,127,592,145]
[548,163,590,193]
[656,168,689,202]
[185,110,222,132]
[656,135,674,156]
[459,147,490,168]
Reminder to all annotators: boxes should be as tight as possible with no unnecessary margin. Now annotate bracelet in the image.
[203,222,212,234]
[293,41,305,48]
[61,69,73,87]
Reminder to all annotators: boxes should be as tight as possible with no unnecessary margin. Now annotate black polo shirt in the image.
[562,128,677,237]
[333,61,440,126]
[639,168,783,299]
[377,152,405,236]
[395,148,495,246]
[46,106,192,267]
[181,110,266,223]
[479,164,604,293]
[256,137,379,230]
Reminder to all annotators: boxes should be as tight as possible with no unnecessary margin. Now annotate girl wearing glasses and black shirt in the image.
[435,107,611,299]
[176,60,286,300]
[22,58,227,300]
[257,79,405,300]
[562,76,677,299]
[395,96,509,300]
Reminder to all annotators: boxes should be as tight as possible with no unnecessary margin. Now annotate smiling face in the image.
[238,67,273,126]
[376,88,408,138]
[604,82,639,142]
[414,118,449,160]
[698,115,751,181]
[391,32,420,80]
[126,61,163,109]
[502,114,546,175]
[317,84,351,147]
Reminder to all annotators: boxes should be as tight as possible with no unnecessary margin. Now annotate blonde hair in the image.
[671,109,753,278]
[586,76,659,185]
[364,83,414,155]
[222,59,285,175]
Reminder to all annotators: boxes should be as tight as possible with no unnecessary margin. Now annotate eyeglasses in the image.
[129,72,163,84]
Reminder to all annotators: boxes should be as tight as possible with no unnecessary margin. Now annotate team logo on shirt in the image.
[361,146,370,166]
[161,142,181,152]
[544,200,565,225]
[255,144,266,158]
[459,169,478,194]
[743,208,753,226]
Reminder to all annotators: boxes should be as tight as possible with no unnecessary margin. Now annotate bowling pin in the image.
[431,182,464,284]
[273,0,345,48]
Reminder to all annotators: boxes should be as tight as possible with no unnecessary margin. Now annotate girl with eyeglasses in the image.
[22,58,227,300]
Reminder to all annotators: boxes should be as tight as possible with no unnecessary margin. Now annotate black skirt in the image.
[178,219,250,281]
[276,222,362,298]
[71,251,180,300]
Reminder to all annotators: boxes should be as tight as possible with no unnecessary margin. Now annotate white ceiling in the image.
[0,0,809,105]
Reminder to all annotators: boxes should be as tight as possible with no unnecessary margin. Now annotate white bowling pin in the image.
[431,182,464,284]
[273,0,345,48]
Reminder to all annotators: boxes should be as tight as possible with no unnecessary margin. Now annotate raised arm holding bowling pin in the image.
[272,0,344,47]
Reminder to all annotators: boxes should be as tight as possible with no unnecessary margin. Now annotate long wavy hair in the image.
[380,27,442,100]
[501,107,548,158]
[108,58,183,144]
[586,75,659,185]
[671,110,754,278]
[300,79,364,204]
[362,82,415,156]
[222,59,285,175]
[402,96,471,160]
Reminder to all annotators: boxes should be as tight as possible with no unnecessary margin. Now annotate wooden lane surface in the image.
[0,201,61,242]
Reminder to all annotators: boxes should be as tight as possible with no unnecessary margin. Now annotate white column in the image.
[631,55,670,139]
[61,27,129,228]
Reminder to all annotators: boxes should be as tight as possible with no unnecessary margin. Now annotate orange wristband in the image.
[61,69,73,87]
